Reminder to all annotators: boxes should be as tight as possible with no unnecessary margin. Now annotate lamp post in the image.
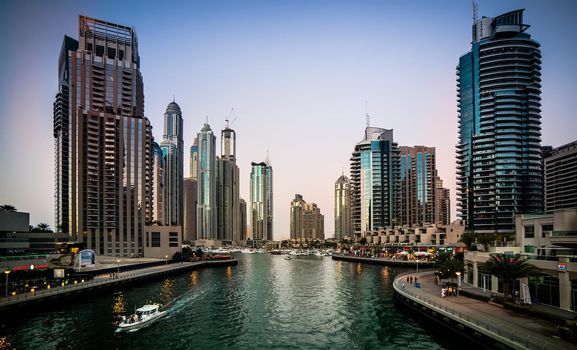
[4,270,10,298]
[416,259,419,274]
[456,271,461,296]
[116,259,120,276]
[165,255,168,265]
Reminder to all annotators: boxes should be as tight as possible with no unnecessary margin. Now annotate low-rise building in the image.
[143,225,182,259]
[364,221,465,246]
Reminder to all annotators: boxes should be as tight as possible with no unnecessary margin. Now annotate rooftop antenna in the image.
[172,94,175,103]
[365,100,370,128]
[205,115,209,124]
[473,0,478,23]
[266,149,270,165]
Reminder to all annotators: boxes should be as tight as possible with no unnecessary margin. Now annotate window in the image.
[541,224,553,237]
[524,225,535,238]
[151,232,161,247]
[524,245,535,253]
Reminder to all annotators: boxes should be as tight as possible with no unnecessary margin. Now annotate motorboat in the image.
[284,256,292,261]
[117,304,166,332]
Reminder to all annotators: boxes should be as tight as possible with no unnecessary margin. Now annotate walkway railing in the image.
[393,271,568,350]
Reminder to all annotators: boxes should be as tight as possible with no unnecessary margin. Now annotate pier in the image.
[0,259,237,313]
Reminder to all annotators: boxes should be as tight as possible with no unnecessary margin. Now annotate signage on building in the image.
[78,249,96,269]
[558,263,566,271]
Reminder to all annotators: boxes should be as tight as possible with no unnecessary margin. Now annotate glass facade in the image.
[250,162,273,241]
[196,124,217,240]
[160,102,184,227]
[456,9,543,233]
[334,175,351,240]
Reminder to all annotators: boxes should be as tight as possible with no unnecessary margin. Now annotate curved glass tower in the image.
[160,101,183,227]
[196,123,217,240]
[457,9,543,233]
[334,174,351,240]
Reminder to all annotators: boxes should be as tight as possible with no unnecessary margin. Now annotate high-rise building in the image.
[183,177,197,242]
[250,161,273,241]
[217,123,240,243]
[239,198,247,242]
[152,142,165,225]
[399,146,437,226]
[53,16,152,257]
[544,141,577,211]
[196,124,217,240]
[456,9,543,233]
[190,139,198,179]
[303,202,324,240]
[290,194,306,240]
[435,177,450,225]
[160,101,183,227]
[350,127,400,237]
[334,174,351,240]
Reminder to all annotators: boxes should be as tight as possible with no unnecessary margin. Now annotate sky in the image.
[0,0,575,239]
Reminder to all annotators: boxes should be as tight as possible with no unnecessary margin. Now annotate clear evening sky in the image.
[0,0,575,239]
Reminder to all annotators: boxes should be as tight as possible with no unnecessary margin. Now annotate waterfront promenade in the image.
[332,254,435,268]
[0,259,237,312]
[394,271,575,349]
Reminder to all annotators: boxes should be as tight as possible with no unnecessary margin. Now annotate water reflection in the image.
[0,336,15,350]
[226,266,233,279]
[112,292,127,326]
[356,262,362,274]
[160,278,174,306]
[190,271,198,286]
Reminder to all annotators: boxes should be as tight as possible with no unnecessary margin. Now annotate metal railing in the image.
[393,271,567,350]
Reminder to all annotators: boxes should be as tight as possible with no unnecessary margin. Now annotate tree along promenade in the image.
[0,259,237,312]
[393,270,574,350]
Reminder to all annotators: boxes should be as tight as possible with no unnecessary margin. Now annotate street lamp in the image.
[456,271,461,296]
[116,259,120,276]
[165,255,168,265]
[416,259,419,274]
[4,270,11,298]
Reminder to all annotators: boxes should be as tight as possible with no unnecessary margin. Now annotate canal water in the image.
[1,254,457,349]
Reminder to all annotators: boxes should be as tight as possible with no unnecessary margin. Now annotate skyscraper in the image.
[239,198,247,242]
[196,124,217,240]
[399,146,436,226]
[54,16,152,257]
[303,202,324,240]
[350,127,400,237]
[217,123,240,243]
[160,101,183,227]
[435,177,450,225]
[184,139,198,243]
[334,174,351,240]
[456,9,543,233]
[290,194,306,240]
[250,161,273,241]
[152,142,165,225]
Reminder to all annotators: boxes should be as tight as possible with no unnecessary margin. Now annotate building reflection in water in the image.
[190,271,199,286]
[356,262,362,274]
[381,267,390,285]
[112,292,127,326]
[160,278,174,305]
[226,266,233,279]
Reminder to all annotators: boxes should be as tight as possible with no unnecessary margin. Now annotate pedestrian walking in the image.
[406,276,409,283]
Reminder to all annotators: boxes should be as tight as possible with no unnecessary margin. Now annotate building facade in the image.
[544,141,577,211]
[53,16,153,257]
[303,202,324,240]
[290,194,306,240]
[399,146,436,226]
[334,174,351,240]
[183,177,197,242]
[456,9,543,233]
[239,198,247,242]
[435,177,451,225]
[196,124,217,240]
[350,127,400,237]
[152,142,165,224]
[250,161,273,241]
[160,101,183,227]
[216,124,240,243]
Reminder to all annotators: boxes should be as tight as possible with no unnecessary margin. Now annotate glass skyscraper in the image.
[334,174,351,240]
[152,142,165,225]
[196,123,217,240]
[250,161,273,241]
[53,16,153,257]
[217,124,240,243]
[399,146,437,226]
[350,127,400,237]
[457,9,543,233]
[160,101,183,227]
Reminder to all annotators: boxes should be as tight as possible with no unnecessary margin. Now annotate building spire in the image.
[365,100,370,128]
[266,149,270,165]
[473,0,478,23]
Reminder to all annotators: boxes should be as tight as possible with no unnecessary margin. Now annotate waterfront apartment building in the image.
[239,198,247,241]
[334,174,352,240]
[152,142,165,225]
[217,123,240,243]
[350,127,400,238]
[290,195,325,240]
[160,101,184,227]
[53,16,153,257]
[544,141,577,211]
[250,161,273,241]
[399,146,436,226]
[196,124,217,240]
[456,9,543,233]
[435,177,450,225]
[183,177,197,242]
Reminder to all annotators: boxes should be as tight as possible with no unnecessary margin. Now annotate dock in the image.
[0,259,237,313]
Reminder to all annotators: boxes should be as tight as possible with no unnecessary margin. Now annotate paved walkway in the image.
[395,271,575,349]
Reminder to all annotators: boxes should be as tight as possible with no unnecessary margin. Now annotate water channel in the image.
[1,254,460,349]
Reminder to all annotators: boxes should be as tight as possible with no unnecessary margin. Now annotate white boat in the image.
[117,304,166,332]
[284,256,292,260]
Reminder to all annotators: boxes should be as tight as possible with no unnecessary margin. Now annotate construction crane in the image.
[225,108,237,129]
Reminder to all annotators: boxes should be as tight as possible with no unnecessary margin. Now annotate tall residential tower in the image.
[456,9,543,233]
[160,101,184,227]
[334,174,351,240]
[53,16,152,257]
[196,124,217,240]
[250,161,273,242]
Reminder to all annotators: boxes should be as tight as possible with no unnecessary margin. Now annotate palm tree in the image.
[1,205,16,212]
[482,253,539,301]
[36,223,52,232]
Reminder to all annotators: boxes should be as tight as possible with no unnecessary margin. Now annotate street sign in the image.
[558,263,566,271]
